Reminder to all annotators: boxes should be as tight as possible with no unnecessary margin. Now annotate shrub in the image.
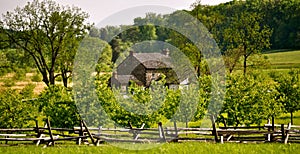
[38,85,81,128]
[0,88,38,128]
[13,69,26,81]
[31,73,42,82]
[3,79,15,87]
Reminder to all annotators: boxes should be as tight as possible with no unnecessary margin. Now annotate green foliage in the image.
[1,0,91,87]
[95,72,207,128]
[38,85,80,128]
[162,89,180,120]
[20,83,36,99]
[74,37,114,127]
[96,41,113,73]
[105,79,167,128]
[13,69,26,81]
[0,87,38,128]
[55,75,62,82]
[3,78,15,87]
[94,74,120,127]
[31,72,42,82]
[271,69,300,124]
[219,72,282,126]
[0,49,33,76]
[171,85,200,127]
[222,11,272,74]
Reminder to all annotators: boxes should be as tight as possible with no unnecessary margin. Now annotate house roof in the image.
[132,53,173,69]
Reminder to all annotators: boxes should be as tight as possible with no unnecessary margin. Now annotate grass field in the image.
[265,50,300,69]
[0,142,299,154]
[0,142,300,154]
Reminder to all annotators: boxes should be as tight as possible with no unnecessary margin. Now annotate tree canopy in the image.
[0,0,91,87]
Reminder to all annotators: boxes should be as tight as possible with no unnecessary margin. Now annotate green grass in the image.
[276,111,300,125]
[0,142,299,154]
[265,50,300,69]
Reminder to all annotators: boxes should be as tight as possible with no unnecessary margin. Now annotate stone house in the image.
[111,49,180,91]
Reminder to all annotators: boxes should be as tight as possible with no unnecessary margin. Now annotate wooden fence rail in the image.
[1,121,300,146]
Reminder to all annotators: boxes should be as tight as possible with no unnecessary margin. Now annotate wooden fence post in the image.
[271,116,275,142]
[35,120,40,138]
[266,119,271,142]
[46,118,55,146]
[173,121,178,142]
[158,122,166,142]
[128,122,137,139]
[36,123,47,146]
[98,126,102,134]
[77,120,84,145]
[220,135,224,144]
[82,120,97,146]
[281,124,285,142]
[134,123,145,140]
[211,115,219,143]
[284,123,291,144]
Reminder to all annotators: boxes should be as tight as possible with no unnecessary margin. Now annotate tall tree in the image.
[0,0,90,87]
[274,70,300,125]
[223,11,272,74]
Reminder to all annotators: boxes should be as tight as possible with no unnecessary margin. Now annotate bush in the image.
[13,69,26,81]
[38,85,81,128]
[3,79,15,87]
[0,68,9,77]
[20,83,36,98]
[31,73,42,82]
[0,88,38,128]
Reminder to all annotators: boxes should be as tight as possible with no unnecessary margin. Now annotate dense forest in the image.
[0,0,300,129]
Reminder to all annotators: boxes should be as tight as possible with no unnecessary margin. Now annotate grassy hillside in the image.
[265,50,300,69]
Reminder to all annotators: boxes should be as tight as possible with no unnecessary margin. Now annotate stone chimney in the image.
[162,48,170,56]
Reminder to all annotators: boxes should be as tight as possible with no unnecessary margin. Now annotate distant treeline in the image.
[189,0,300,50]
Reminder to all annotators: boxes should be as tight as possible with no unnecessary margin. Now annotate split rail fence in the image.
[1,120,300,146]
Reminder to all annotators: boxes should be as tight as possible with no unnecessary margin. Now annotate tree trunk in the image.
[243,55,247,75]
[229,67,234,74]
[62,71,68,88]
[195,66,200,77]
[42,71,50,87]
[290,111,293,125]
[185,121,188,128]
[271,116,275,142]
[185,118,188,136]
[49,70,55,85]
[223,118,227,128]
[63,76,68,88]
